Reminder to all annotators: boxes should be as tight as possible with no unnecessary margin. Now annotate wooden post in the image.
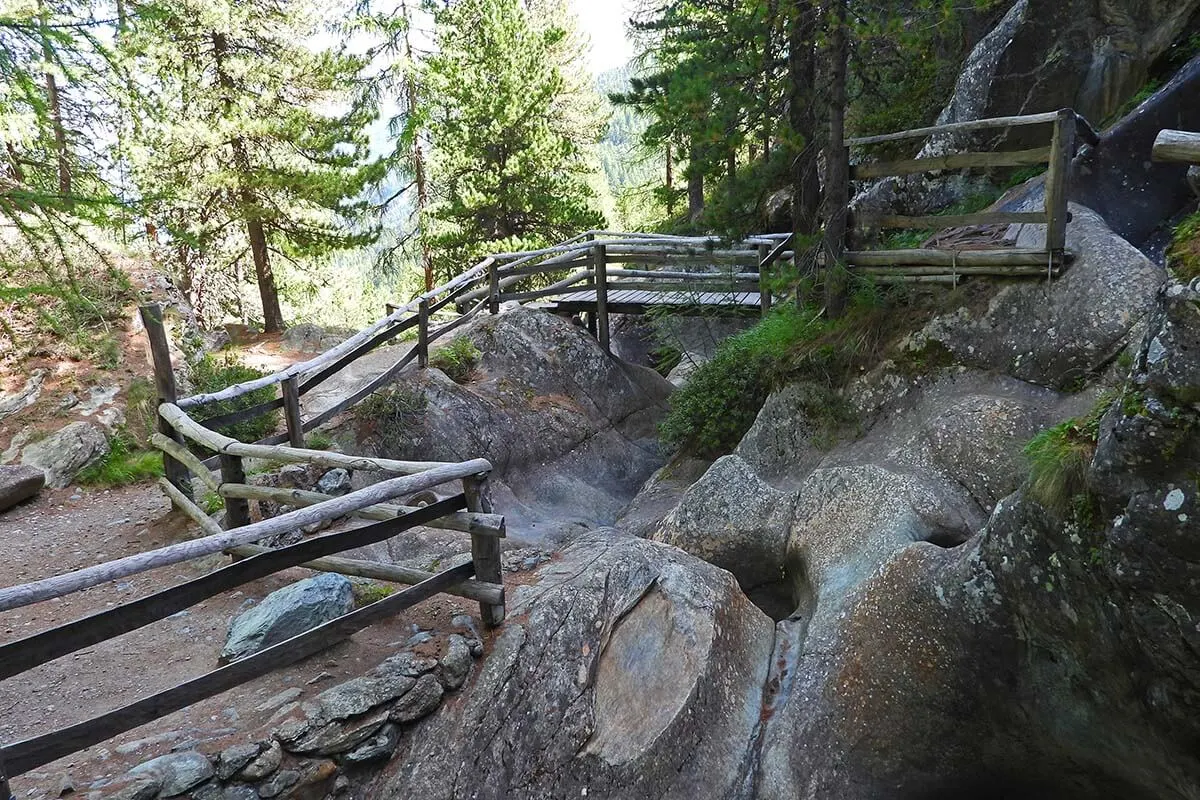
[417,299,429,368]
[1044,109,1077,256]
[281,376,304,449]
[219,454,251,530]
[593,243,610,354]
[138,304,192,501]
[758,243,772,318]
[385,302,398,317]
[488,259,500,314]
[463,474,504,626]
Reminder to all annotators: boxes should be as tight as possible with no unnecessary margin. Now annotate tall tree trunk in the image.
[665,144,675,217]
[212,32,285,333]
[788,0,820,303]
[727,149,737,183]
[687,146,704,223]
[821,0,849,317]
[401,1,434,292]
[39,0,71,208]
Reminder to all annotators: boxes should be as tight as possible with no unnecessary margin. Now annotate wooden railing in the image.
[842,108,1100,284]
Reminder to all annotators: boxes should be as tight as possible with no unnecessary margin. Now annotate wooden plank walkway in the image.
[546,288,762,315]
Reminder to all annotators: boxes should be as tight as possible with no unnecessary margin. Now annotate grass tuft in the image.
[77,430,165,488]
[1024,394,1112,514]
[430,336,481,384]
[1167,211,1200,283]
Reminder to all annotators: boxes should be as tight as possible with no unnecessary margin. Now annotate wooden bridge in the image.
[0,108,1108,795]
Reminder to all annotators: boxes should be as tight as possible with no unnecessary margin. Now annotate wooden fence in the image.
[840,108,1101,284]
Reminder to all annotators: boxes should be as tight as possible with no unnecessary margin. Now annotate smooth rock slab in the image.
[221,573,354,662]
[20,421,109,488]
[0,464,45,512]
[125,751,213,797]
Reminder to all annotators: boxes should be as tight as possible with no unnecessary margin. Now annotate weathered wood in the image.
[149,433,219,493]
[498,272,593,303]
[160,477,222,535]
[605,268,760,281]
[600,281,758,294]
[498,258,591,278]
[138,305,191,499]
[0,493,470,681]
[218,454,251,529]
[159,403,455,475]
[281,376,304,449]
[177,259,492,408]
[856,265,1059,276]
[218,483,505,537]
[0,458,492,612]
[0,562,475,778]
[594,243,610,354]
[193,395,286,434]
[488,259,500,314]
[850,147,1052,180]
[845,248,1065,267]
[853,211,1047,230]
[758,243,772,317]
[1151,129,1200,164]
[228,544,505,605]
[417,299,430,369]
[846,110,1063,147]
[867,274,961,284]
[1045,110,1077,253]
[464,475,504,627]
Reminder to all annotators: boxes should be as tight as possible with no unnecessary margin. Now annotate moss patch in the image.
[1167,211,1200,282]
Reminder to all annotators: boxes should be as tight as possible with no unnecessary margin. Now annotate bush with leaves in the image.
[430,337,481,384]
[189,355,279,443]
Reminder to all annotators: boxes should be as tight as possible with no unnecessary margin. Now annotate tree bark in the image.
[665,144,675,217]
[821,0,849,317]
[401,1,435,292]
[687,146,704,223]
[39,0,71,208]
[788,0,820,304]
[212,32,285,333]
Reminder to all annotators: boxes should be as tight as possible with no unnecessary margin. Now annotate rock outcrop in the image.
[20,421,109,488]
[0,464,44,512]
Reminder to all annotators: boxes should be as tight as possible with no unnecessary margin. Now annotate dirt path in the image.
[0,483,475,798]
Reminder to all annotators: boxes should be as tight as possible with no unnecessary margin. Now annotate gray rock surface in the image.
[0,464,45,512]
[315,468,352,496]
[221,573,354,662]
[0,369,44,422]
[125,751,213,797]
[20,421,109,488]
[371,530,774,799]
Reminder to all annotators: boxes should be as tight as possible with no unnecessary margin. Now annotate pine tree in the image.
[421,0,604,282]
[123,0,383,331]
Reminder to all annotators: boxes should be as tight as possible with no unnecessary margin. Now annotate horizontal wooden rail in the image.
[851,146,1051,180]
[227,544,504,605]
[0,495,471,681]
[149,433,218,492]
[0,561,475,777]
[606,268,761,281]
[218,483,504,537]
[855,265,1059,277]
[1152,129,1200,163]
[845,248,1066,267]
[0,459,491,612]
[852,211,1047,229]
[599,281,759,293]
[846,110,1064,147]
[160,403,453,475]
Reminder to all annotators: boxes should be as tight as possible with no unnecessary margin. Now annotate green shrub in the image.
[1167,211,1200,282]
[1023,395,1111,513]
[430,337,481,383]
[307,431,335,451]
[77,429,165,488]
[661,292,885,457]
[356,385,428,452]
[190,354,279,443]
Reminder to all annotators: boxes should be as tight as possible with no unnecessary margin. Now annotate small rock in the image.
[0,464,45,512]
[256,769,299,799]
[59,392,79,410]
[237,740,282,782]
[389,673,444,724]
[405,631,434,648]
[126,751,213,797]
[333,775,351,795]
[343,723,401,764]
[188,783,223,800]
[221,574,354,662]
[375,651,438,679]
[305,672,334,686]
[219,786,260,800]
[272,717,310,747]
[285,708,390,756]
[215,743,262,781]
[56,772,75,796]
[254,687,303,713]
[316,469,352,497]
[437,634,473,690]
[314,673,415,722]
[96,777,158,800]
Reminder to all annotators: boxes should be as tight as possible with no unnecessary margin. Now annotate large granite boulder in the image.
[0,464,44,512]
[20,421,109,488]
[370,530,775,800]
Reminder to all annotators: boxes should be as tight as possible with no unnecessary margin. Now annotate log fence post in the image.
[758,243,772,318]
[593,243,610,354]
[417,299,430,368]
[488,260,500,314]
[463,474,504,626]
[219,454,251,530]
[1044,109,1077,257]
[138,304,192,502]
[281,376,304,449]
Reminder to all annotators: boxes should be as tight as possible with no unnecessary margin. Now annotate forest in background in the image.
[1,0,1059,365]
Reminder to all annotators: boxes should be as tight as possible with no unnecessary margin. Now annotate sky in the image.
[567,0,637,75]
